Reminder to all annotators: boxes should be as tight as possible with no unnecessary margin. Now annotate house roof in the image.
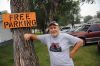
[87,18,100,24]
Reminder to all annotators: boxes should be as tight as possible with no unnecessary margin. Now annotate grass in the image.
[0,44,14,66]
[0,41,100,66]
[34,41,50,66]
[74,44,100,66]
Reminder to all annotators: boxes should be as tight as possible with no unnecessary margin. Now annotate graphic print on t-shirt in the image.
[50,43,62,52]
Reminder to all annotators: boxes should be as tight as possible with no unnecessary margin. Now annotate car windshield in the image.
[61,27,70,30]
[75,24,90,32]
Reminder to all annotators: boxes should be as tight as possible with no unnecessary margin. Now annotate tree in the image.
[74,14,81,24]
[84,15,93,23]
[10,0,39,66]
[33,0,80,32]
[0,12,1,15]
[80,0,94,3]
[1,10,8,14]
[33,0,95,33]
[97,11,100,18]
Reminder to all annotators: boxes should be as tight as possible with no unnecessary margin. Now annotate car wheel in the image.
[82,39,86,46]
[97,41,100,52]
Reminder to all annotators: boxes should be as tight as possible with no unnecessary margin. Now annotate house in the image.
[0,17,12,43]
[87,18,100,24]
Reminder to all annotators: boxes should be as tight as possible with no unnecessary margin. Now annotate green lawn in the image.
[0,41,100,66]
[74,44,100,66]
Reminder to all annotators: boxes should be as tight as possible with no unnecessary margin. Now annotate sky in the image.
[0,0,10,13]
[0,0,100,17]
[80,0,100,17]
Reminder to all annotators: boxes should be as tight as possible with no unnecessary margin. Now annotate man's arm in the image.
[24,33,38,40]
[70,39,83,58]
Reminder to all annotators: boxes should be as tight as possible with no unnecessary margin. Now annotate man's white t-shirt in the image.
[37,33,81,66]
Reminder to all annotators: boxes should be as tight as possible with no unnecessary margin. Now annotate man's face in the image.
[49,25,59,37]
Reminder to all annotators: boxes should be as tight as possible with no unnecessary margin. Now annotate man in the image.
[24,21,83,66]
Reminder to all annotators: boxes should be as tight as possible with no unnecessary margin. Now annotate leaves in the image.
[33,0,80,32]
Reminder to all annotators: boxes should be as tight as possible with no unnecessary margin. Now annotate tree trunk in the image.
[10,0,39,66]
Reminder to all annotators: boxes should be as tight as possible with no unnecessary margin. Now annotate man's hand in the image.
[24,33,38,40]
[70,51,75,58]
[24,34,33,40]
[70,39,83,58]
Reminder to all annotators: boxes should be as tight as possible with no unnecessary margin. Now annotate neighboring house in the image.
[87,18,100,24]
[0,21,12,43]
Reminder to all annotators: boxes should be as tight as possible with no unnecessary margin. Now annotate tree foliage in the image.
[97,11,100,18]
[80,0,94,4]
[32,0,80,33]
[84,15,93,23]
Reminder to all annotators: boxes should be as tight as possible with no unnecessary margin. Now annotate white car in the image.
[60,26,74,33]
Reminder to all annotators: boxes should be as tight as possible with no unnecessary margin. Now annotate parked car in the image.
[70,24,100,45]
[60,26,74,33]
[60,26,70,33]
